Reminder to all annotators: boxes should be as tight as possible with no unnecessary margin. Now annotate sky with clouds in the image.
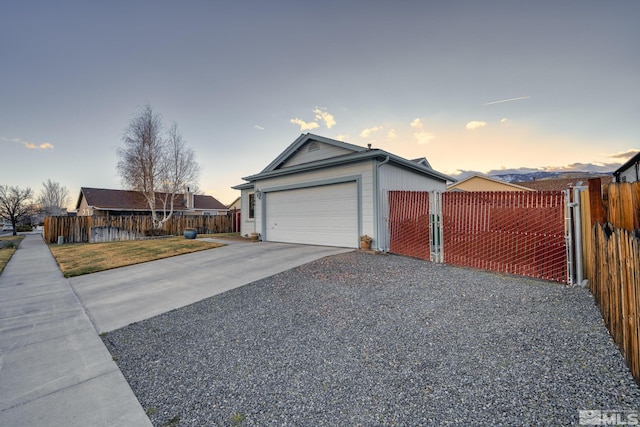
[1,0,638,207]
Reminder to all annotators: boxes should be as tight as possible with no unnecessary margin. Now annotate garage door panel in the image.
[265,183,358,248]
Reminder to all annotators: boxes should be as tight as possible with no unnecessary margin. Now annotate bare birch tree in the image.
[157,122,200,225]
[116,104,199,229]
[37,179,70,216]
[0,185,33,235]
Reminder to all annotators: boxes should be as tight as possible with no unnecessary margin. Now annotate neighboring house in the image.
[75,187,228,217]
[613,151,640,183]
[227,196,241,211]
[447,174,535,192]
[515,175,613,191]
[232,133,454,250]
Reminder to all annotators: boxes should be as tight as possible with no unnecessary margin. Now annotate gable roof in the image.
[411,157,432,168]
[447,174,535,192]
[261,133,368,173]
[192,194,228,210]
[76,187,228,212]
[236,133,454,186]
[227,196,241,209]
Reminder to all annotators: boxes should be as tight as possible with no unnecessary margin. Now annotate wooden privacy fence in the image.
[43,215,233,244]
[590,223,640,382]
[585,181,640,384]
[602,181,640,231]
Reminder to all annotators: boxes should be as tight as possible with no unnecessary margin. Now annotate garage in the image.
[264,182,358,248]
[234,133,453,251]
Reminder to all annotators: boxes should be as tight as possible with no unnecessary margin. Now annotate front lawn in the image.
[49,236,224,277]
[0,235,24,274]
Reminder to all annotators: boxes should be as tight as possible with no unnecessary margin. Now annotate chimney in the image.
[186,187,194,209]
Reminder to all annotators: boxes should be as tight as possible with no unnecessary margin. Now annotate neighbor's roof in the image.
[234,133,455,187]
[613,151,640,176]
[447,174,535,192]
[227,196,241,209]
[76,187,228,211]
[192,194,228,210]
[515,175,613,191]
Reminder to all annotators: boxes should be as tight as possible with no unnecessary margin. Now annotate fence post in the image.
[430,191,443,263]
[573,186,585,287]
[564,189,574,285]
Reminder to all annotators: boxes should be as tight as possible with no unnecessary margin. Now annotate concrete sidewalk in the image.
[0,234,152,427]
[0,234,353,426]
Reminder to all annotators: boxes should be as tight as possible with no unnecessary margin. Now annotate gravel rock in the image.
[102,251,640,426]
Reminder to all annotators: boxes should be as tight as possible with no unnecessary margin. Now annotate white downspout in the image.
[376,156,390,251]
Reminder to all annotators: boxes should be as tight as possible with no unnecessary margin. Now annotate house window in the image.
[249,193,255,219]
[202,211,212,216]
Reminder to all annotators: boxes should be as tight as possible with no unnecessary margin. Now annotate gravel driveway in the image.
[102,251,640,426]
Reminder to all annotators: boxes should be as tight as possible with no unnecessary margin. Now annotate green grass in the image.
[0,235,24,274]
[49,236,225,277]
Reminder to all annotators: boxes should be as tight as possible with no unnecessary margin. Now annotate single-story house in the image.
[447,174,535,192]
[232,133,454,250]
[613,151,640,183]
[76,187,228,217]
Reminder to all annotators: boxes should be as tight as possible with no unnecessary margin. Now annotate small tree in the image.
[157,122,200,225]
[0,185,34,235]
[116,104,199,229]
[37,179,70,216]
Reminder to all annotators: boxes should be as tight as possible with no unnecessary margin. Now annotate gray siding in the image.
[619,165,639,183]
[239,188,255,237]
[254,161,376,243]
[281,142,354,168]
[376,163,447,251]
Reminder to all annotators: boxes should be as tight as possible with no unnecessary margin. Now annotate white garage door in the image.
[265,182,358,248]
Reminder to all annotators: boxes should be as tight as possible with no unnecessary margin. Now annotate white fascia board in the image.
[243,150,454,183]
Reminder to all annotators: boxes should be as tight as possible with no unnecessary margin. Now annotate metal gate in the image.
[387,190,573,284]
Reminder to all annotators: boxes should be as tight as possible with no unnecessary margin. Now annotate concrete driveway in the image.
[70,239,353,333]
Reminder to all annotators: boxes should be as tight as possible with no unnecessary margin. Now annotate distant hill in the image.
[489,171,613,184]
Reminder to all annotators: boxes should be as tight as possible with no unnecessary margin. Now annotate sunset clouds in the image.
[410,118,435,144]
[290,118,319,131]
[465,121,487,130]
[314,108,335,129]
[291,107,336,131]
[1,137,54,150]
[360,126,383,138]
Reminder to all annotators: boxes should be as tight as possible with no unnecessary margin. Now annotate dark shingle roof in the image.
[78,188,227,211]
[193,194,228,210]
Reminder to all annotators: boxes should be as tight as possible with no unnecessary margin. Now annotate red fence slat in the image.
[388,190,567,283]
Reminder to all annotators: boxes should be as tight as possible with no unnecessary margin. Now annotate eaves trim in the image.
[242,150,455,183]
